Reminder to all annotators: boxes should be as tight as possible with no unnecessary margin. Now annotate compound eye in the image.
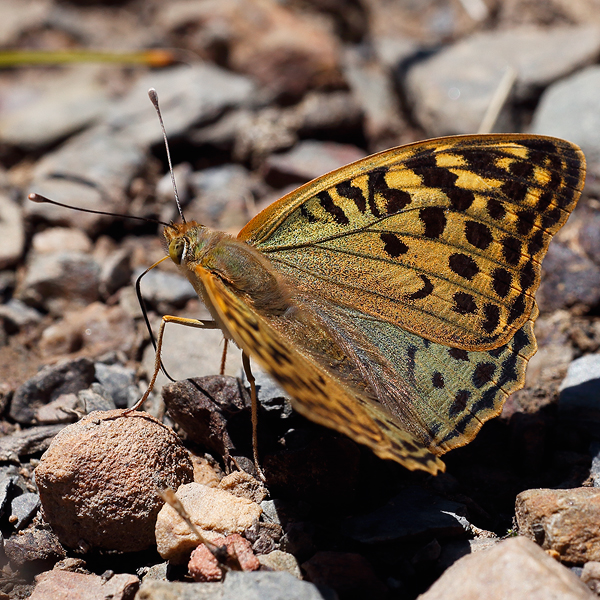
[168,238,187,265]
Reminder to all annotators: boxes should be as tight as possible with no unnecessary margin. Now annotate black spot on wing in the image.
[449,253,479,280]
[407,274,434,300]
[453,292,477,315]
[380,233,409,257]
[336,180,366,213]
[465,221,493,250]
[317,190,349,225]
[491,268,512,298]
[420,207,447,239]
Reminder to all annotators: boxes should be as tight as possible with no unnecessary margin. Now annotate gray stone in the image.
[0,192,24,269]
[10,492,40,530]
[240,368,293,419]
[590,442,600,488]
[558,354,600,426]
[0,66,110,148]
[0,298,43,330]
[189,164,256,231]
[10,357,95,424]
[99,247,132,298]
[344,487,470,543]
[78,384,117,413]
[0,425,65,461]
[223,571,337,600]
[342,45,405,150]
[0,475,18,519]
[134,268,197,309]
[35,393,81,425]
[536,243,600,312]
[140,304,240,398]
[265,141,366,185]
[531,66,600,187]
[18,251,101,313]
[106,64,257,148]
[94,363,137,409]
[406,26,600,136]
[135,580,222,599]
[4,525,66,568]
[27,125,146,234]
[417,536,595,599]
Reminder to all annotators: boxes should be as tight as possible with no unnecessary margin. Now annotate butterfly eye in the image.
[168,238,187,265]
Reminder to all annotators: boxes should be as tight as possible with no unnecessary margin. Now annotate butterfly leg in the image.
[126,315,219,413]
[242,352,266,481]
[219,338,229,376]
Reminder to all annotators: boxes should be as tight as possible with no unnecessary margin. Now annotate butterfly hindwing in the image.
[239,135,585,351]
[196,265,445,474]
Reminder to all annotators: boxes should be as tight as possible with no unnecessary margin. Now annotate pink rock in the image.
[35,409,193,553]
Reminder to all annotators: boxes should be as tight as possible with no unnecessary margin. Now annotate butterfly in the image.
[150,134,585,475]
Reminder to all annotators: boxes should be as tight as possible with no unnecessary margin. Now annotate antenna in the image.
[28,193,175,229]
[148,88,186,224]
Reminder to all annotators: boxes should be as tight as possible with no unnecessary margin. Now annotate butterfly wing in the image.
[196,265,445,474]
[239,134,585,351]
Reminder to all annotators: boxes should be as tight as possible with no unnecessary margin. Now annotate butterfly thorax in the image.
[165,222,291,321]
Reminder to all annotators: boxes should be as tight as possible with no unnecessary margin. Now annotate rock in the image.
[302,551,388,599]
[99,247,132,298]
[27,126,146,234]
[344,486,470,543]
[134,268,198,311]
[406,26,600,136]
[9,492,40,530]
[39,302,136,358]
[582,561,600,594]
[258,550,302,579]
[18,251,101,313]
[9,357,95,424]
[106,64,256,148]
[524,343,574,390]
[137,571,336,600]
[94,362,137,409]
[155,482,262,563]
[0,474,18,519]
[0,66,110,149]
[218,471,268,504]
[190,455,222,487]
[531,66,600,176]
[188,164,256,231]
[162,376,250,457]
[558,353,600,428]
[417,536,595,599]
[0,424,65,462]
[516,488,600,564]
[29,569,139,600]
[536,244,600,312]
[159,0,340,99]
[34,393,81,425]
[264,140,366,187]
[187,543,223,583]
[4,525,66,568]
[240,368,292,419]
[0,298,43,331]
[577,208,600,265]
[222,571,337,600]
[77,384,117,413]
[342,45,405,150]
[31,227,93,255]
[437,537,500,571]
[35,409,193,552]
[188,534,259,582]
[0,192,24,269]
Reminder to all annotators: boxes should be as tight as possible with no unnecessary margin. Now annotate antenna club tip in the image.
[28,193,44,203]
[148,88,159,106]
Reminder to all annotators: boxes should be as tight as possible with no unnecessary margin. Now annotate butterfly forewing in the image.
[239,135,585,351]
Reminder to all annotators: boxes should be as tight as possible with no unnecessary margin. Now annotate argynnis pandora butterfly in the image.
[155,134,585,474]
